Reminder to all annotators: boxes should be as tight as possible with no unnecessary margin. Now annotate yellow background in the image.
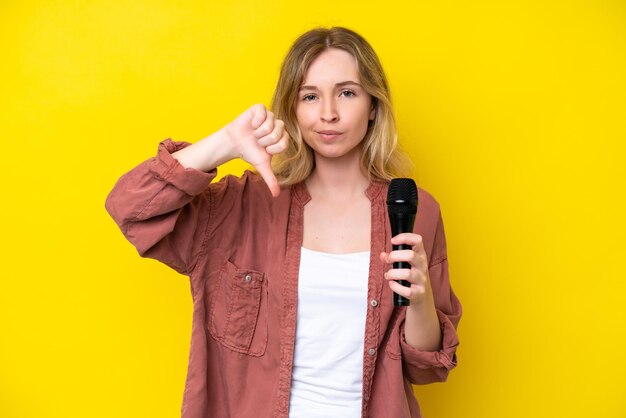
[1,0,625,417]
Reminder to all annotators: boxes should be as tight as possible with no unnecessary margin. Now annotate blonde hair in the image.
[270,26,411,185]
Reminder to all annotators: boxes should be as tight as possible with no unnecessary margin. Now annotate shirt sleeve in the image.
[398,211,462,385]
[104,139,216,275]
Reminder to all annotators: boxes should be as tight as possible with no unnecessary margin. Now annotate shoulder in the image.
[414,186,445,250]
[417,186,441,218]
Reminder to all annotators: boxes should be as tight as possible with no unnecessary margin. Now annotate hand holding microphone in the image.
[382,179,433,307]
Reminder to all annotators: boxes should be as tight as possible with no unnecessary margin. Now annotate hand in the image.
[224,104,289,197]
[379,233,435,306]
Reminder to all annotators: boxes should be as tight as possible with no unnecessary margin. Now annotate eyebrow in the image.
[299,81,362,91]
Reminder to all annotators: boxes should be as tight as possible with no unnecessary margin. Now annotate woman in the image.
[106,27,461,418]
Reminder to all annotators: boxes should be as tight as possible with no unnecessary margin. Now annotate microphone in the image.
[386,178,418,307]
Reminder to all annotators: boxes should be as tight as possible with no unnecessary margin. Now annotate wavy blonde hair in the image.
[270,26,411,185]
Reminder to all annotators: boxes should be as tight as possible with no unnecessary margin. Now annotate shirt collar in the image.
[291,178,387,206]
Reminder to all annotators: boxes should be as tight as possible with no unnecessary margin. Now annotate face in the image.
[295,48,376,161]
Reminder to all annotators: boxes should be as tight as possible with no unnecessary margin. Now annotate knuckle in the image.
[250,104,265,119]
[275,140,287,152]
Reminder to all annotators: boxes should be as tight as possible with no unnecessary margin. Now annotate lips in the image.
[316,130,343,141]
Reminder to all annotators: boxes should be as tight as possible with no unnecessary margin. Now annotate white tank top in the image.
[289,247,370,418]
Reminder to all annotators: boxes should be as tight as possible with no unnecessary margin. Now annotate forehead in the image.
[302,48,360,84]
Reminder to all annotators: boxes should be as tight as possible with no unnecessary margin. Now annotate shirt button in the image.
[370,299,379,307]
[368,348,376,356]
[244,274,252,282]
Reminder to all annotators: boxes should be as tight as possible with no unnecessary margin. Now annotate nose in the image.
[320,98,339,123]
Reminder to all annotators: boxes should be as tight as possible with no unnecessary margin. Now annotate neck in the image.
[306,149,370,200]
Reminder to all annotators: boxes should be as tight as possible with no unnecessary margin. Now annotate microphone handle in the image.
[392,243,411,306]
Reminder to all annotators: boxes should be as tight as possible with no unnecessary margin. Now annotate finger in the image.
[254,111,274,138]
[249,104,267,130]
[384,268,414,282]
[257,120,284,147]
[391,233,424,250]
[389,280,427,298]
[381,249,421,265]
[265,129,289,155]
[255,160,280,197]
[385,268,427,285]
[388,281,414,299]
[385,250,428,271]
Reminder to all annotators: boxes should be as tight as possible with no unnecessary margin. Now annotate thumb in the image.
[254,160,280,197]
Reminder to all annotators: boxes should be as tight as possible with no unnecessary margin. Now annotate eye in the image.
[302,94,317,102]
[340,89,356,98]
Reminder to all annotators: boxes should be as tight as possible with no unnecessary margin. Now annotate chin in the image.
[313,145,362,161]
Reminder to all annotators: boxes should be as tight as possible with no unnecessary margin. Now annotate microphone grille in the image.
[387,178,418,205]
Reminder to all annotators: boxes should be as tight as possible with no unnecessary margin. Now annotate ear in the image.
[369,105,376,120]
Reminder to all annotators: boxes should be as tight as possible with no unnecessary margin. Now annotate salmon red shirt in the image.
[105,139,462,418]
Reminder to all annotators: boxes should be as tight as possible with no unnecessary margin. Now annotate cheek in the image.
[349,106,372,130]
[353,109,373,141]
[294,109,311,143]
[295,106,313,128]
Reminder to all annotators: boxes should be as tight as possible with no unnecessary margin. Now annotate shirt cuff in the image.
[147,139,216,196]
[399,308,459,370]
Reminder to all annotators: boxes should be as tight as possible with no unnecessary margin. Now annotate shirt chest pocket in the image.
[207,259,268,356]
